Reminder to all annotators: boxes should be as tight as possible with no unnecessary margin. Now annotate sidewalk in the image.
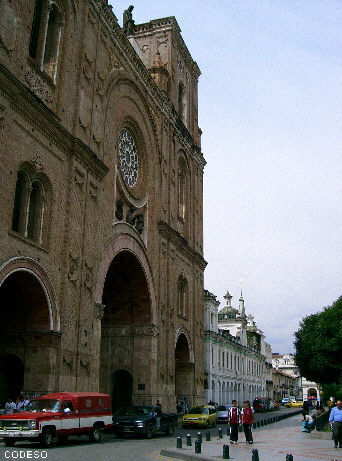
[160,413,342,461]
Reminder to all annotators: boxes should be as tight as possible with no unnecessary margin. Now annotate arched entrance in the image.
[99,250,156,407]
[175,331,194,405]
[0,261,60,402]
[111,369,133,413]
[0,354,24,402]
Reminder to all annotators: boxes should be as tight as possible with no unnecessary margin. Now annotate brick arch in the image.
[94,230,157,324]
[175,326,193,363]
[0,257,60,331]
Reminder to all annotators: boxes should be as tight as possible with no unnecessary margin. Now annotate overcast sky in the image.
[110,1,342,353]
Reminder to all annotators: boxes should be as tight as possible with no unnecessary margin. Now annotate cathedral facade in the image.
[0,0,206,412]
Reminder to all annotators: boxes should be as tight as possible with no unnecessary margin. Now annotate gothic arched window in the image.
[11,167,49,246]
[29,0,64,80]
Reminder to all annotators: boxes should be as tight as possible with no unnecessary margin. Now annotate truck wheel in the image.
[41,428,53,448]
[4,439,16,447]
[90,424,101,442]
[165,422,174,436]
[145,425,153,439]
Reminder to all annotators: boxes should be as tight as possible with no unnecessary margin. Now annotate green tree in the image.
[294,296,342,384]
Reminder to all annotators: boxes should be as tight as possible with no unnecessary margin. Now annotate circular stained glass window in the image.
[118,128,139,188]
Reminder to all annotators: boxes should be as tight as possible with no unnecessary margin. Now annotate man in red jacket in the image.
[227,400,241,444]
[241,400,255,444]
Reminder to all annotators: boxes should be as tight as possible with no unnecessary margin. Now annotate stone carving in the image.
[102,325,159,337]
[115,199,124,220]
[126,205,137,225]
[89,182,98,199]
[94,303,105,319]
[135,214,144,234]
[125,205,144,234]
[123,5,135,35]
[74,168,85,187]
[83,53,93,81]
[31,154,43,171]
[25,70,52,103]
[96,70,106,98]
[84,261,93,291]
[109,51,123,72]
[68,252,79,284]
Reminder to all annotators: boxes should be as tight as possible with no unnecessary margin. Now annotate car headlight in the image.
[29,420,36,429]
[136,421,145,428]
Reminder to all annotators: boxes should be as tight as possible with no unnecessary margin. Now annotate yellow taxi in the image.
[181,405,217,428]
[284,400,303,408]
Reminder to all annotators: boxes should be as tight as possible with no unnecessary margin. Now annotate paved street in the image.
[1,409,338,461]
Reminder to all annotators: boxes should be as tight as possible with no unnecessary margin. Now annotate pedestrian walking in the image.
[241,400,255,444]
[329,400,342,448]
[227,400,241,444]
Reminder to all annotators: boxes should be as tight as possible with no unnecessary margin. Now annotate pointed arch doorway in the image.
[175,331,194,404]
[111,369,133,413]
[99,248,156,408]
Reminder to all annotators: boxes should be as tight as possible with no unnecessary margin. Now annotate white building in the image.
[272,353,319,402]
[204,290,273,406]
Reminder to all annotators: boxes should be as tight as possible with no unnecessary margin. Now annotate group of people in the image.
[176,396,189,413]
[4,395,30,414]
[227,399,255,445]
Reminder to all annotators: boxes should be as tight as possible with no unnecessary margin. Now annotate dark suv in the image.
[253,397,271,413]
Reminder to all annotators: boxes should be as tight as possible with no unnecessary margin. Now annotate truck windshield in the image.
[26,399,60,413]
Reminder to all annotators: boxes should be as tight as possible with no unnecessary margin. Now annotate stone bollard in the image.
[253,422,257,429]
[197,432,202,443]
[186,434,192,446]
[176,436,182,449]
[218,427,223,438]
[252,448,260,461]
[206,431,211,441]
[195,439,201,454]
[261,420,264,427]
[223,443,230,459]
[257,421,261,428]
[286,455,293,461]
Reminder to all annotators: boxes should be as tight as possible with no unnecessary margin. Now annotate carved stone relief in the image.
[94,303,105,319]
[25,70,52,103]
[68,252,79,285]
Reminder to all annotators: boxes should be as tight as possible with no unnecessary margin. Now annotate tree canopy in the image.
[294,296,342,384]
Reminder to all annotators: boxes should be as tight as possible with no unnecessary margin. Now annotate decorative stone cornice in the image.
[0,62,108,182]
[102,324,159,337]
[158,221,207,270]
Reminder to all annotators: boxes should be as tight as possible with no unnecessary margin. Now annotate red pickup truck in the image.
[0,392,112,448]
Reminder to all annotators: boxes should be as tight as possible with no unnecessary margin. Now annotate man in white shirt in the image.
[4,398,16,414]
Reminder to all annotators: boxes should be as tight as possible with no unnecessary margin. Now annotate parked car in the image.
[0,392,112,448]
[284,400,303,408]
[216,405,231,423]
[253,397,271,413]
[112,405,174,439]
[281,397,291,405]
[182,405,217,428]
